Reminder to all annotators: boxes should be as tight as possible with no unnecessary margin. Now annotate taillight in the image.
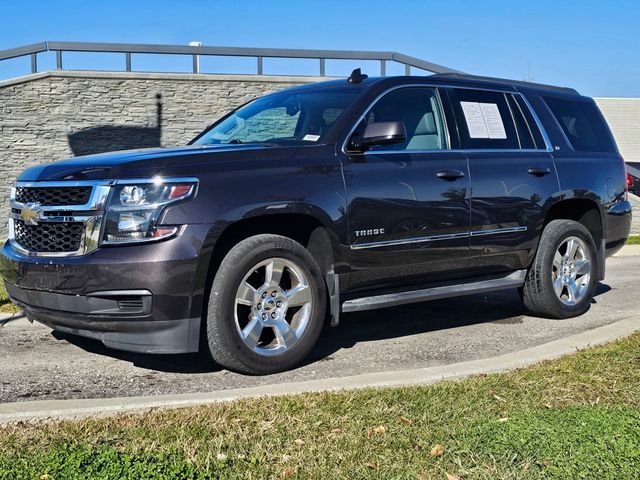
[621,156,629,200]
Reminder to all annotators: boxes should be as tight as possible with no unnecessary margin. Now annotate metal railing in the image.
[0,41,462,77]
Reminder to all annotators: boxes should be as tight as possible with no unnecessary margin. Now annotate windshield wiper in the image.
[225,139,278,147]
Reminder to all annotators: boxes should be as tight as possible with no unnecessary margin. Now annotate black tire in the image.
[522,219,598,319]
[204,234,326,375]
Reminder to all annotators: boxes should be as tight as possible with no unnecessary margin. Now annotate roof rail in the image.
[0,41,463,78]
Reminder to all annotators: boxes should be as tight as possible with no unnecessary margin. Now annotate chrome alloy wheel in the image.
[234,257,313,356]
[551,236,592,306]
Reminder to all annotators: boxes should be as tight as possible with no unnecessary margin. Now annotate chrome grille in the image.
[9,180,113,256]
[14,219,84,253]
[15,186,92,206]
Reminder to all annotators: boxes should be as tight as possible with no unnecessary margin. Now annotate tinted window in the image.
[450,89,519,150]
[544,96,616,152]
[194,88,359,146]
[349,87,448,151]
[506,94,535,149]
[514,94,546,149]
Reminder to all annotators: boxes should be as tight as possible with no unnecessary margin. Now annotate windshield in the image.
[193,87,360,146]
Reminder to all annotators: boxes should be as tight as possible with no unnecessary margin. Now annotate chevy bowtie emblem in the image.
[20,202,43,226]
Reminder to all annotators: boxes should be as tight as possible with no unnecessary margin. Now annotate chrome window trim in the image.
[341,82,553,155]
[509,93,540,150]
[504,92,522,148]
[518,93,554,152]
[341,83,451,156]
[447,86,553,153]
[436,87,451,150]
[350,226,527,250]
[8,177,198,257]
[360,148,553,156]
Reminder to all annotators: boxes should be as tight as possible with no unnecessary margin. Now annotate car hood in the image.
[17,144,297,182]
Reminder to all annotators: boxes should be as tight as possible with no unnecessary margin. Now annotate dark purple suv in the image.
[1,71,632,374]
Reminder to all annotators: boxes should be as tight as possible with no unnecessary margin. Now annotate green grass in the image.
[0,282,20,314]
[1,334,639,479]
[626,235,640,245]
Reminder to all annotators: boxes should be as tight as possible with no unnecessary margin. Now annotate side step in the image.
[341,270,527,313]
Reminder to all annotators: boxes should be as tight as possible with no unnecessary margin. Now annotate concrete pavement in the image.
[1,315,637,424]
[0,252,638,423]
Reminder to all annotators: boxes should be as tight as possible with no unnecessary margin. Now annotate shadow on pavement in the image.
[50,283,612,375]
[51,331,219,374]
[0,312,26,327]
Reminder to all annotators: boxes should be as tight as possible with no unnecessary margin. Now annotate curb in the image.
[0,312,25,325]
[1,315,638,424]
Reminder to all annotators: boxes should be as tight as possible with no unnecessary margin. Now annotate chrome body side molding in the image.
[351,226,528,250]
[469,226,528,237]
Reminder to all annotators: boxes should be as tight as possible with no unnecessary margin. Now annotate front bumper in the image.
[0,224,213,354]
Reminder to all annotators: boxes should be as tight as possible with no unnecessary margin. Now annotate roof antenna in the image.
[347,68,368,84]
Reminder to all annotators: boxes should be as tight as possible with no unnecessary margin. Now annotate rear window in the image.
[544,97,616,153]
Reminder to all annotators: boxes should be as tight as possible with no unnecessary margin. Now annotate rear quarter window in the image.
[544,96,616,153]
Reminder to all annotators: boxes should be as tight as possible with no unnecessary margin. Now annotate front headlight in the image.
[103,178,197,244]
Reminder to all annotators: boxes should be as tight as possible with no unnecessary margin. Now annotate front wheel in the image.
[522,219,598,319]
[204,234,326,374]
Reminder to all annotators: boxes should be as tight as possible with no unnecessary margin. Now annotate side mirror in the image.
[350,121,407,151]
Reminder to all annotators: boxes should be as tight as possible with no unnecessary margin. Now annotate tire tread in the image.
[205,234,325,374]
[523,219,597,319]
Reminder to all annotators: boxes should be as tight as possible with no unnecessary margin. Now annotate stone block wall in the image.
[0,71,321,233]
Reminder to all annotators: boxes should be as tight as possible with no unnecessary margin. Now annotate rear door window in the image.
[544,96,616,152]
[449,89,519,150]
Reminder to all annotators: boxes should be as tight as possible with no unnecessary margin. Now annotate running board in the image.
[341,270,527,313]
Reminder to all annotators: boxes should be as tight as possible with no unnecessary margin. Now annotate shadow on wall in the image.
[67,93,163,156]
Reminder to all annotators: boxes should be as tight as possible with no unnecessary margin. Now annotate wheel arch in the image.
[540,196,605,279]
[191,212,342,331]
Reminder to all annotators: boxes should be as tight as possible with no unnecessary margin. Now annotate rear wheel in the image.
[204,234,326,374]
[522,219,597,319]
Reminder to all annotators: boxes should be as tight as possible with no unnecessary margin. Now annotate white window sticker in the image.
[460,102,489,138]
[460,101,507,139]
[303,134,321,142]
[479,103,507,139]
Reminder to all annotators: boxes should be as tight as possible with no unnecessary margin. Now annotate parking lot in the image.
[0,255,636,405]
